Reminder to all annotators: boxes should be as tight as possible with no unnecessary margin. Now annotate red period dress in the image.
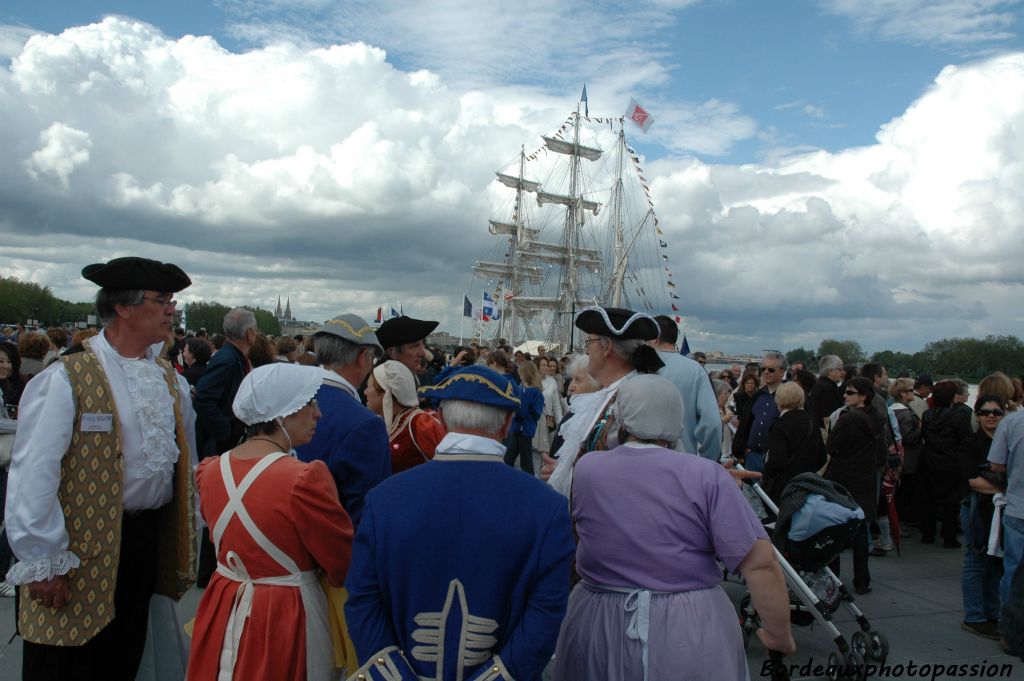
[187,452,353,681]
[388,408,445,474]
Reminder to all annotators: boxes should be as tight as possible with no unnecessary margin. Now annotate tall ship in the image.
[472,91,676,350]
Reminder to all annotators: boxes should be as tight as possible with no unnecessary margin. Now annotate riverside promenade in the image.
[0,531,1019,680]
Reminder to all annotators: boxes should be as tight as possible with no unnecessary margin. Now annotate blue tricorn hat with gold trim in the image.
[418,366,520,410]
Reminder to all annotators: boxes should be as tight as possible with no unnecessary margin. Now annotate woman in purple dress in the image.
[554,374,794,681]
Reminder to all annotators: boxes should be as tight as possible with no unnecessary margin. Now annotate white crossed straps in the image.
[212,452,332,681]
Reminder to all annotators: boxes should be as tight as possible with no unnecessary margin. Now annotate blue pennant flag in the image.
[680,334,691,357]
[390,307,400,319]
[463,295,473,318]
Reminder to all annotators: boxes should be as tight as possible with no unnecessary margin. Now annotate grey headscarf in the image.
[616,374,684,444]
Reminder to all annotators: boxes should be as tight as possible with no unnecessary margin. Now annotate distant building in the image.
[273,295,319,336]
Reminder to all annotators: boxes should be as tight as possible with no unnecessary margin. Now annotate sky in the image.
[1,0,1023,355]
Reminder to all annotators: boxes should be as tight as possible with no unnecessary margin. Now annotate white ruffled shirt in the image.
[5,330,197,585]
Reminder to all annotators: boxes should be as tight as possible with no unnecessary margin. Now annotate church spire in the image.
[275,295,282,318]
[284,297,292,320]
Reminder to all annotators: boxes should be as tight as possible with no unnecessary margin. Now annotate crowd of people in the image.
[1,256,1023,681]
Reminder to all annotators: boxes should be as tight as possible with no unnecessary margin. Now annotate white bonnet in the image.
[233,364,324,426]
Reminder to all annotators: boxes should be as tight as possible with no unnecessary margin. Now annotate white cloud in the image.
[821,0,1021,49]
[1,18,1023,353]
[25,122,92,189]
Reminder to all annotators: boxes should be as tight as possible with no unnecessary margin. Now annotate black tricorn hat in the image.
[81,257,192,292]
[574,306,660,341]
[376,316,439,349]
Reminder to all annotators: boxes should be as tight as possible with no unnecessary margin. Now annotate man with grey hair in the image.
[807,354,845,431]
[732,350,787,472]
[345,365,573,681]
[193,306,257,585]
[6,257,196,680]
[294,314,390,529]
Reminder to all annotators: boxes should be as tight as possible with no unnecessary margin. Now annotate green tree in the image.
[248,307,281,336]
[870,350,915,377]
[786,346,815,367]
[817,338,865,365]
[0,276,95,326]
[183,301,231,334]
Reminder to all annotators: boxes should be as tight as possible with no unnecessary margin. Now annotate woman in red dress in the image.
[187,364,354,681]
[364,359,445,474]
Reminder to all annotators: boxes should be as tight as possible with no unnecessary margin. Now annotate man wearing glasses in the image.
[5,257,197,680]
[193,306,257,585]
[731,351,787,472]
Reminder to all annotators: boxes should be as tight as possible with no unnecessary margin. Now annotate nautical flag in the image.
[674,315,682,323]
[581,84,589,118]
[625,98,654,133]
[680,334,691,356]
[662,254,669,261]
[390,307,400,319]
[463,295,473,318]
[667,281,677,288]
[671,292,680,299]
[659,239,667,248]
[375,307,383,323]
[671,303,679,312]
[504,290,514,302]
[481,291,501,322]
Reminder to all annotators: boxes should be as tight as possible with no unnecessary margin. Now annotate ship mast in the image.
[607,125,628,307]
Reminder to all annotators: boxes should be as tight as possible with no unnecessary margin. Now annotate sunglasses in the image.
[977,408,1005,417]
[844,389,861,396]
[760,367,778,374]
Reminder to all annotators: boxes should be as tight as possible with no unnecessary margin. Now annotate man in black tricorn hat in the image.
[5,257,197,681]
[375,315,439,376]
[542,306,664,495]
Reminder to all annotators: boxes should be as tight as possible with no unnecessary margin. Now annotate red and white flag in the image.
[625,98,654,133]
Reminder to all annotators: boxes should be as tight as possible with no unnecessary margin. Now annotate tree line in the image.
[0,276,280,335]
[786,337,1024,383]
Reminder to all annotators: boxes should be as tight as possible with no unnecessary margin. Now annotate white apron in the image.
[212,452,333,681]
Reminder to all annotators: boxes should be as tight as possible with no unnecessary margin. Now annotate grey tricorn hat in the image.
[314,314,384,352]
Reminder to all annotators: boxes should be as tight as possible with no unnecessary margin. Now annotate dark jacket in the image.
[732,386,779,458]
[807,377,842,428]
[763,409,827,503]
[183,361,208,387]
[920,406,973,503]
[825,406,884,521]
[893,403,923,474]
[193,342,249,458]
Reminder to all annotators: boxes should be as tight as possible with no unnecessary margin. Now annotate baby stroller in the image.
[736,471,890,681]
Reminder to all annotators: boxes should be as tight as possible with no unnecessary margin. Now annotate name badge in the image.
[81,413,114,433]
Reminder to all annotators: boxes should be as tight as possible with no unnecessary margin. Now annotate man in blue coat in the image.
[345,366,575,681]
[295,313,390,528]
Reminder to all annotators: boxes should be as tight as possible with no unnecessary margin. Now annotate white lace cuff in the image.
[5,551,81,585]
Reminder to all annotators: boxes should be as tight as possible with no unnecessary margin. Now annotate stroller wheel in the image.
[847,651,868,681]
[868,630,890,663]
[825,651,848,681]
[850,631,869,659]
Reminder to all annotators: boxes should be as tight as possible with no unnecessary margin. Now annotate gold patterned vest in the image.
[18,337,196,646]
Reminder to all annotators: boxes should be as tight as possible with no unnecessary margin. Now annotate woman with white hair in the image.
[187,364,354,681]
[364,360,445,474]
[553,374,794,681]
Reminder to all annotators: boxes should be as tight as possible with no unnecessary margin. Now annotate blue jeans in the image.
[1001,513,1024,606]
[961,505,1002,622]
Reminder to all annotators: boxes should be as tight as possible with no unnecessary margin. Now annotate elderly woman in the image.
[712,378,736,457]
[890,378,923,525]
[17,332,50,381]
[553,374,794,680]
[187,364,354,681]
[364,359,445,474]
[762,382,826,504]
[734,372,759,417]
[825,376,884,594]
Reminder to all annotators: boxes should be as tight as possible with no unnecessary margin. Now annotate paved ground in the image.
[0,527,1019,680]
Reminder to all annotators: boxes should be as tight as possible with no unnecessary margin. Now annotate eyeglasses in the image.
[844,389,861,396]
[760,367,778,374]
[582,338,604,347]
[977,408,1005,417]
[142,295,176,309]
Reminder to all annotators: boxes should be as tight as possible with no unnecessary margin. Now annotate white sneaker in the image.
[0,581,15,597]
